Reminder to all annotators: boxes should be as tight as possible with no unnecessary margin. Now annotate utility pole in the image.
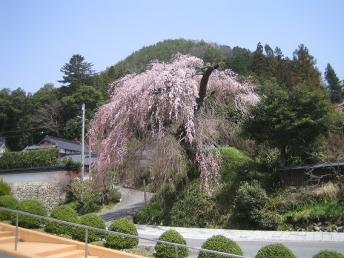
[81,103,85,181]
[88,137,92,176]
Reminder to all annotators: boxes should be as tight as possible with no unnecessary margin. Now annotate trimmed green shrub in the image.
[255,243,296,258]
[74,213,105,242]
[170,180,220,227]
[45,205,79,238]
[313,250,344,258]
[198,235,243,258]
[0,148,59,169]
[154,230,188,258]
[0,180,11,196]
[13,199,47,228]
[105,218,138,249]
[0,195,18,220]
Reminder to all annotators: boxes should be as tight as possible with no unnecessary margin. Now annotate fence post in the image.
[84,228,88,258]
[175,245,179,258]
[14,211,18,251]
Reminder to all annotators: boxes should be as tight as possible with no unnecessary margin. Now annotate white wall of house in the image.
[0,170,70,184]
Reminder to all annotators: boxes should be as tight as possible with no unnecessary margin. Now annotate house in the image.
[279,161,344,186]
[23,135,89,157]
[0,137,5,157]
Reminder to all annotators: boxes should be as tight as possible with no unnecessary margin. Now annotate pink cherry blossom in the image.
[89,54,259,189]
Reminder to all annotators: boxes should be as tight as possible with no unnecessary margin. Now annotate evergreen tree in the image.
[251,42,266,76]
[325,63,343,103]
[292,44,321,87]
[59,54,95,91]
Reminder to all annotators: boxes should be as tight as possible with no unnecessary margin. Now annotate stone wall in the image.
[11,182,67,211]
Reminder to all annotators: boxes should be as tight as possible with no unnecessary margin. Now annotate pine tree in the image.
[325,63,343,103]
[59,54,94,90]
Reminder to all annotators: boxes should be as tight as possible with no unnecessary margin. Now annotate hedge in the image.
[255,243,296,258]
[198,235,243,258]
[313,250,344,258]
[0,148,59,169]
[105,218,138,249]
[74,213,105,242]
[45,205,80,238]
[154,230,188,258]
[0,195,18,220]
[13,199,47,228]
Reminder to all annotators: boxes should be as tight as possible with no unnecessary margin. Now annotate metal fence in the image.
[0,206,250,258]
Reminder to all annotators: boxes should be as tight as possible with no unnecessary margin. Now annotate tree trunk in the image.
[177,64,219,178]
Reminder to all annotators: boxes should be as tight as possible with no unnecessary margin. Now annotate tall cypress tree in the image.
[325,63,343,103]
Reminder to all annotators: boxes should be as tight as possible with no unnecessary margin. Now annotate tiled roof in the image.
[39,135,85,152]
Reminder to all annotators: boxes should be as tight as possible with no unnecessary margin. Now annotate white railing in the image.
[0,206,250,258]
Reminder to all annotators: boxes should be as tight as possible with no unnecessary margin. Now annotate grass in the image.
[99,202,118,212]
[284,200,344,224]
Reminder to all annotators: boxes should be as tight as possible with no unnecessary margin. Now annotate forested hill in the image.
[0,39,343,151]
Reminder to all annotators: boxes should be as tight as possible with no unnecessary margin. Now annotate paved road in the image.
[137,225,344,258]
[99,187,153,221]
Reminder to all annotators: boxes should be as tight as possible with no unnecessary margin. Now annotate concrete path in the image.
[136,225,344,258]
[99,187,153,221]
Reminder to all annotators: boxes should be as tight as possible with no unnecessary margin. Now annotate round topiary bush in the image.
[74,213,105,242]
[105,218,138,249]
[198,235,243,258]
[154,230,188,258]
[13,199,47,228]
[0,195,18,220]
[0,180,11,196]
[313,250,344,258]
[45,205,80,238]
[255,243,296,258]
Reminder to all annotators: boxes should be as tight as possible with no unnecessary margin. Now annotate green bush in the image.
[45,205,79,238]
[313,250,344,258]
[63,159,81,171]
[134,202,164,224]
[170,180,220,227]
[105,218,138,249]
[13,199,47,228]
[0,195,18,220]
[74,213,105,242]
[154,230,188,258]
[198,235,243,258]
[104,188,121,204]
[233,180,268,227]
[0,180,11,196]
[134,185,177,225]
[255,243,296,258]
[219,147,253,184]
[67,179,101,214]
[0,149,59,169]
[255,209,283,230]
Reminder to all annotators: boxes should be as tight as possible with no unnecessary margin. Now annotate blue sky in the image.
[0,0,343,93]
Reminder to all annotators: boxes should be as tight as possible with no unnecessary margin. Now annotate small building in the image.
[279,161,344,186]
[23,135,89,157]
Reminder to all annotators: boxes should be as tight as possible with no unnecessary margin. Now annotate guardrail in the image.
[0,206,250,258]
